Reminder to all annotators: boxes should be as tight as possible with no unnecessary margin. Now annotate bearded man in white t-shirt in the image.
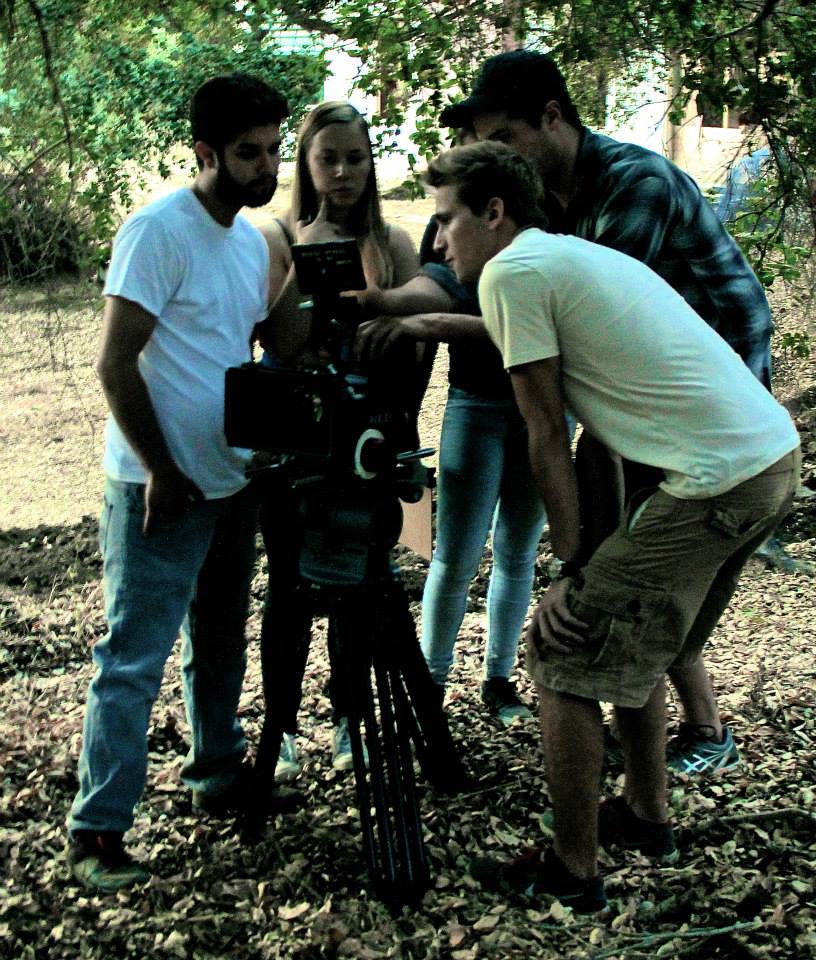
[67,74,290,892]
[424,141,800,913]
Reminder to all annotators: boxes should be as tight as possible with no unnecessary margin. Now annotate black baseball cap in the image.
[440,49,571,128]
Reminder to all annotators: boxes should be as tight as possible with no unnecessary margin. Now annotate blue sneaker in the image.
[666,724,740,775]
[332,717,369,773]
[275,732,302,781]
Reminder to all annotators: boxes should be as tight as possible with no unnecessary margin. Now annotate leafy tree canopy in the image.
[1,0,814,280]
[0,0,327,278]
[278,0,816,273]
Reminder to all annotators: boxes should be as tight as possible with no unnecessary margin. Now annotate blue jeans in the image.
[68,479,259,834]
[420,387,547,684]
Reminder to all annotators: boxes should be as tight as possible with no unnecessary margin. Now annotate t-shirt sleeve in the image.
[103,214,184,318]
[478,258,559,369]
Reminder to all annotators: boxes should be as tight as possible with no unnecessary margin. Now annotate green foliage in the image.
[0,169,87,282]
[778,329,811,359]
[0,1,327,280]
[3,0,815,284]
[316,0,816,277]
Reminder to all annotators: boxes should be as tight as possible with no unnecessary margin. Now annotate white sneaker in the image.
[275,732,301,781]
[332,717,368,772]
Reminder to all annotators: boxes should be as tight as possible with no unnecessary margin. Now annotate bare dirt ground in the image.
[2,190,816,960]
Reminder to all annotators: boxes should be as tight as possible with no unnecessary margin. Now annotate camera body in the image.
[224,239,433,585]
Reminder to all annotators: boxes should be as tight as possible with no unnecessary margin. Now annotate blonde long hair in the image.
[291,101,395,289]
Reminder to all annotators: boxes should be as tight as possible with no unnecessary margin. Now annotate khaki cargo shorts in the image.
[527,447,801,708]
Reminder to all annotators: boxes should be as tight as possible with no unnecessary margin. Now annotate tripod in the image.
[252,474,468,907]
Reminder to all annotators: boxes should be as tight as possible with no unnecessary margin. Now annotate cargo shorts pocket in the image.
[706,505,775,541]
[568,577,670,673]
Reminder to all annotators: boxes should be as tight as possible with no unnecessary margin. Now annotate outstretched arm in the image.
[355,273,488,363]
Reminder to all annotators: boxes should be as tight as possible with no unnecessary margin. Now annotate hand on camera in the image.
[525,578,589,657]
[143,465,203,535]
[355,315,412,364]
[356,286,385,318]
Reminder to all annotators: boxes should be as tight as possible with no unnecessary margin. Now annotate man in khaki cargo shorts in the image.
[422,140,801,912]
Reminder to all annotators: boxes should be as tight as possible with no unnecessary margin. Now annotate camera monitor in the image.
[290,239,366,295]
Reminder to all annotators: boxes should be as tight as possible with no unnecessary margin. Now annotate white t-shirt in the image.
[103,188,269,498]
[480,228,799,499]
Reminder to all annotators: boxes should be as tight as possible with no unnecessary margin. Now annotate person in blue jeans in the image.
[356,220,563,724]
[67,74,291,892]
[424,375,547,721]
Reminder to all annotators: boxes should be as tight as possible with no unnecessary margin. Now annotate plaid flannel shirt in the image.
[545,129,773,385]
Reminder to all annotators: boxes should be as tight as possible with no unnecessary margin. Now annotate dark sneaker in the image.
[67,831,149,892]
[598,796,678,864]
[481,677,533,727]
[666,723,740,775]
[603,724,625,771]
[193,761,305,817]
[469,846,607,915]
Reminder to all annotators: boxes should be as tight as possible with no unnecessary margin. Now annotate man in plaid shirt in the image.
[441,49,779,775]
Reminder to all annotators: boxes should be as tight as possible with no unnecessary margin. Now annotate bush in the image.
[0,171,96,284]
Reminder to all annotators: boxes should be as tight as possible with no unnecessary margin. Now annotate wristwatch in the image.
[553,558,583,582]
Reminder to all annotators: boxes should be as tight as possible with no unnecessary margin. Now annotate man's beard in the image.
[215,161,277,209]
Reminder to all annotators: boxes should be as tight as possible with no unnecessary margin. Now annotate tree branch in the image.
[25,0,74,174]
[591,920,763,959]
[270,0,338,38]
[0,136,69,200]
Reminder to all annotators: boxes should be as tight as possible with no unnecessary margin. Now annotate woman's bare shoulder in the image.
[260,214,295,261]
[385,221,420,286]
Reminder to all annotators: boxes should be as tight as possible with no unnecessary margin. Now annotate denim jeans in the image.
[420,387,548,684]
[68,479,259,834]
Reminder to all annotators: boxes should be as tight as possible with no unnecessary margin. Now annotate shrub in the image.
[0,171,94,283]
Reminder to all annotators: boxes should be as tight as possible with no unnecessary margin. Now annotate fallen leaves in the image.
[1,298,816,958]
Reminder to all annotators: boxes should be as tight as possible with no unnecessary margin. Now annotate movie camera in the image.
[224,239,467,906]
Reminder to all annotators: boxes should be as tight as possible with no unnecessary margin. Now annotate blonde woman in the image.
[257,102,419,781]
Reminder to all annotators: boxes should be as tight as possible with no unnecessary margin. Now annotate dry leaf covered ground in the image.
[1,196,816,960]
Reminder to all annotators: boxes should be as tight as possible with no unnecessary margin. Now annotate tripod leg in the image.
[381,585,468,792]
[374,656,429,899]
[335,604,398,894]
[388,662,430,890]
[331,580,464,906]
